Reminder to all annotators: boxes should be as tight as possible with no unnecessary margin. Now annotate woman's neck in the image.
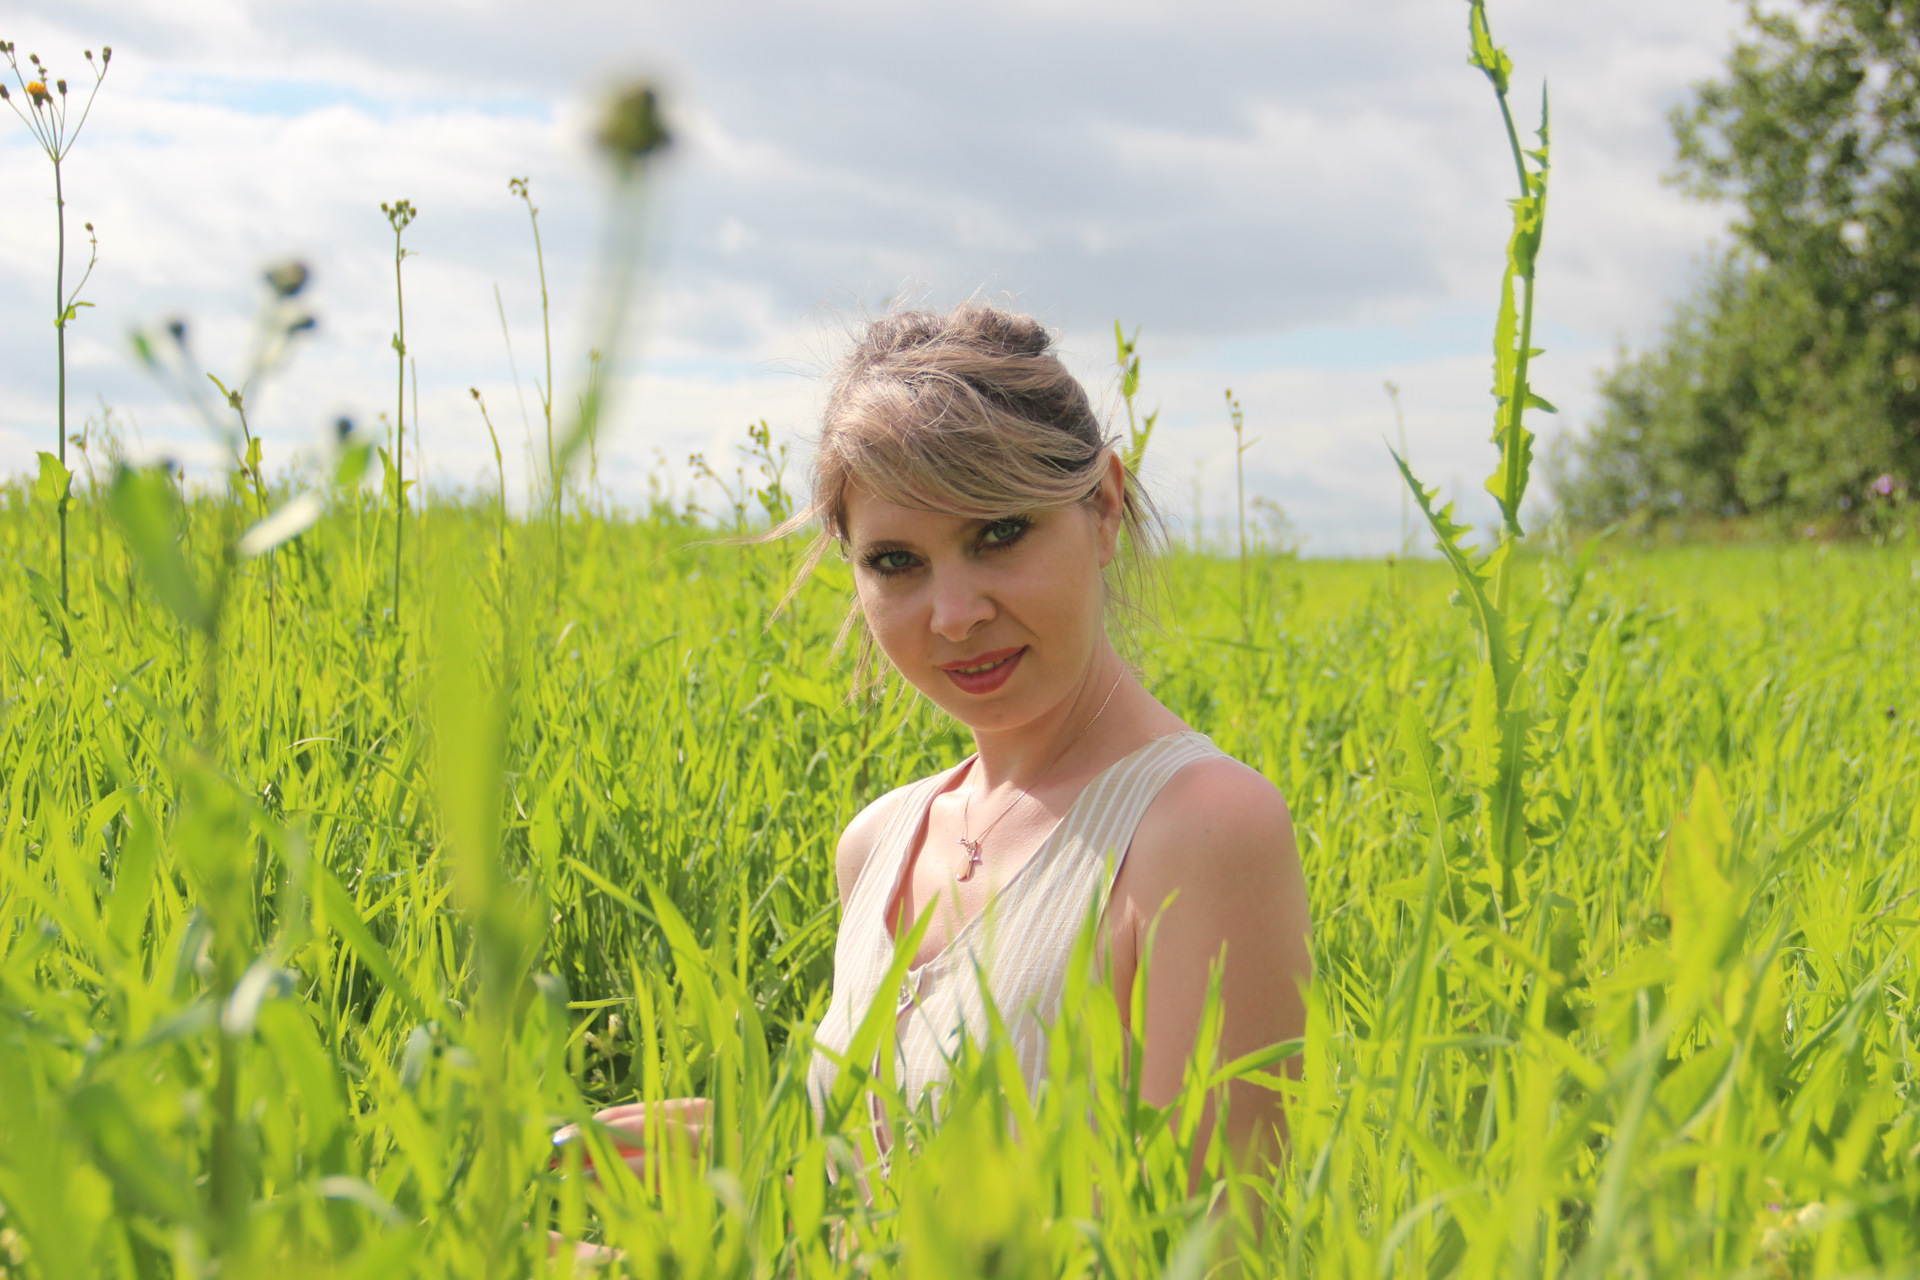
[966,643,1136,791]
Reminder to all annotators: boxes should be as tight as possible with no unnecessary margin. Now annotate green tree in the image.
[1558,0,1920,526]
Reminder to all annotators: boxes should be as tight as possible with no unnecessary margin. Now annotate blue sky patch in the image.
[143,72,551,124]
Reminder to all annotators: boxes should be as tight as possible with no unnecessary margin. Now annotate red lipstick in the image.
[938,646,1026,696]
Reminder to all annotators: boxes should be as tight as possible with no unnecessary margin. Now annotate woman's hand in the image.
[551,1097,709,1184]
[541,1099,709,1265]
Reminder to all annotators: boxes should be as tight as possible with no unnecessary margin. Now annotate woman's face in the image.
[843,455,1125,734]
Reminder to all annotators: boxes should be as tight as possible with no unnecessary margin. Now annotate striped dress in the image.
[807,731,1228,1122]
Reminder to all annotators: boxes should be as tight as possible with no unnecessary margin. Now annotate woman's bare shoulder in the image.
[1123,753,1302,904]
[835,782,919,903]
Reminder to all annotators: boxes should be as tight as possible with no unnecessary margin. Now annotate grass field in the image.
[7,3,1920,1273]
[1,477,1916,1276]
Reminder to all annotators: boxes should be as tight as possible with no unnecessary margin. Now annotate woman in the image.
[578,303,1312,1179]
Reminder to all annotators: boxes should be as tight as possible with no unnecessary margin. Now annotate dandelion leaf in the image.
[1389,448,1515,697]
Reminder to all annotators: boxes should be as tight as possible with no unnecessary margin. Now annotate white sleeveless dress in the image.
[806,731,1228,1120]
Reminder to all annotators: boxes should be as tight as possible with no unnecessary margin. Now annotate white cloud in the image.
[1,0,1743,554]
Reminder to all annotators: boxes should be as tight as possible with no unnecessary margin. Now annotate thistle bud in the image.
[595,83,671,172]
[57,79,67,95]
[86,50,94,61]
[469,387,481,400]
[102,47,112,64]
[84,222,93,232]
[29,53,41,65]
[1,85,10,101]
[264,260,311,298]
[26,80,49,105]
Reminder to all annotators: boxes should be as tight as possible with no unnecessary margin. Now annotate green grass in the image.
[1,480,1915,1276]
[5,6,1919,1274]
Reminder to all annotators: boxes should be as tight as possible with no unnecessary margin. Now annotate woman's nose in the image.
[928,566,993,641]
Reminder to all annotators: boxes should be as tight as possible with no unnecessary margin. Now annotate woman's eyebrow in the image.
[852,513,1012,553]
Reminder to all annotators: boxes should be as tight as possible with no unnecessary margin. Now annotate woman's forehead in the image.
[841,487,983,543]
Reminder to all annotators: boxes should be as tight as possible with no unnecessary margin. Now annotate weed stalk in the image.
[1226,389,1256,636]
[381,199,418,631]
[3,40,110,615]
[1385,28,1555,1215]
[470,388,509,558]
[509,177,563,611]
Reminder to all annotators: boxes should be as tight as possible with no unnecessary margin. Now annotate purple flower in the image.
[1871,473,1896,497]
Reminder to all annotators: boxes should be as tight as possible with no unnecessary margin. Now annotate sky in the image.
[0,0,1743,555]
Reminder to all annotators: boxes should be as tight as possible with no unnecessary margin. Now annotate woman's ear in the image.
[1094,451,1126,568]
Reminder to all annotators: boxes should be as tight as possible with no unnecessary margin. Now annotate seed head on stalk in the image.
[422,80,673,1271]
[265,259,310,298]
[551,80,672,484]
[105,267,368,1273]
[595,84,671,173]
[4,34,114,617]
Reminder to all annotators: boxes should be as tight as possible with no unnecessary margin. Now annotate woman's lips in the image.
[939,646,1026,696]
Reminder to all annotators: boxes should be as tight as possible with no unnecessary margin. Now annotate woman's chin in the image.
[928,687,1055,737]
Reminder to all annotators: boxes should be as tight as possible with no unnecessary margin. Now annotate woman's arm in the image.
[1110,757,1313,1176]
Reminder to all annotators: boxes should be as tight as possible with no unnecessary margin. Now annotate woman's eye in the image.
[867,550,917,573]
[981,520,1029,547]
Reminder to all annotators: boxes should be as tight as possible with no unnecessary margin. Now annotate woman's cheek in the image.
[861,591,921,671]
[1023,561,1082,643]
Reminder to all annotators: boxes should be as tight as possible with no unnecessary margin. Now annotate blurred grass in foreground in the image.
[0,479,1915,1276]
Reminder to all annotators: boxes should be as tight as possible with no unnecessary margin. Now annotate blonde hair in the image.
[776,303,1163,693]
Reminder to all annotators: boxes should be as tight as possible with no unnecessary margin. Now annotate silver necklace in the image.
[955,669,1125,882]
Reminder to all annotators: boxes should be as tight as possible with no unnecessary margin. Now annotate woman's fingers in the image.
[551,1098,709,1171]
[553,1146,665,1186]
[592,1097,709,1127]
[552,1103,662,1152]
[592,1099,708,1148]
[551,1121,640,1153]
[546,1230,622,1267]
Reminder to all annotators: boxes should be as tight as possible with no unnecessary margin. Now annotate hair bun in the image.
[954,305,1051,358]
[865,304,1052,362]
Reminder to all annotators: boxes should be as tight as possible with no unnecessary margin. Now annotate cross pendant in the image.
[955,836,983,882]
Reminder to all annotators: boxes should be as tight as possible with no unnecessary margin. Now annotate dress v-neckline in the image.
[879,732,1198,975]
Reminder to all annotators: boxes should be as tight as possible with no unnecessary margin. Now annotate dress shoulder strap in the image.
[1053,730,1228,883]
[977,731,1229,976]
